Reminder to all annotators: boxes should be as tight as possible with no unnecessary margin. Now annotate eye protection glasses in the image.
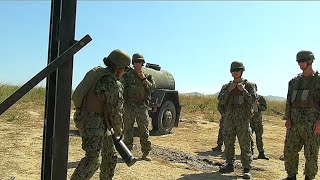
[231,68,242,72]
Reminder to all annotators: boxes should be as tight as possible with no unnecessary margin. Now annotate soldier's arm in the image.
[314,77,320,120]
[218,84,230,105]
[96,76,124,136]
[217,101,224,114]
[107,81,124,136]
[145,75,156,94]
[284,80,293,120]
[258,96,267,111]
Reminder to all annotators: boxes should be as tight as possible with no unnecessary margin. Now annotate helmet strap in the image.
[240,70,244,77]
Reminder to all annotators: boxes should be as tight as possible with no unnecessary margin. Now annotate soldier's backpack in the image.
[72,66,111,108]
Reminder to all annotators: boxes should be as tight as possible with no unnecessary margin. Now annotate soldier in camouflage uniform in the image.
[284,50,320,180]
[122,53,156,161]
[71,49,130,180]
[212,90,226,152]
[250,84,269,160]
[218,61,256,179]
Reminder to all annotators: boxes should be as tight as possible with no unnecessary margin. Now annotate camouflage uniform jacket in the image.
[95,74,124,136]
[285,71,320,121]
[121,68,156,105]
[218,79,257,116]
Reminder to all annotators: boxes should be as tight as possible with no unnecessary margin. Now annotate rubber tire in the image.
[156,101,176,135]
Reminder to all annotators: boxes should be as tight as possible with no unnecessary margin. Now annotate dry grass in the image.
[0,83,46,105]
[1,84,318,180]
[179,95,219,122]
[179,94,286,121]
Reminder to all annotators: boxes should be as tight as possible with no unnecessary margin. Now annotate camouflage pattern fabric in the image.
[216,116,225,146]
[250,94,267,153]
[216,93,227,147]
[121,69,156,153]
[71,75,124,180]
[123,103,151,153]
[218,79,256,169]
[284,73,320,179]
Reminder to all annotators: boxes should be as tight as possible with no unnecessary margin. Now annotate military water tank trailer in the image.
[143,63,181,135]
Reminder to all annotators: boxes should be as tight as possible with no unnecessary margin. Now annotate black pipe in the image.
[41,0,61,179]
[51,0,77,179]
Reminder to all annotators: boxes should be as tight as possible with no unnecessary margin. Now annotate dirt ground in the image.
[0,104,319,180]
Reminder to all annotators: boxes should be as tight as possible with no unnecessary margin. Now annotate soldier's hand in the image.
[285,119,292,129]
[227,83,237,92]
[114,129,123,138]
[237,83,245,91]
[137,72,146,80]
[313,120,320,134]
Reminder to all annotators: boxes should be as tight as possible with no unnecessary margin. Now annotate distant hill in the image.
[264,95,286,101]
[180,92,204,96]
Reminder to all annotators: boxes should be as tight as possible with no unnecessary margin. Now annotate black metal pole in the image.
[41,0,61,179]
[51,0,77,179]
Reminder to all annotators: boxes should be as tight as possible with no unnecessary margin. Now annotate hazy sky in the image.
[1,1,319,98]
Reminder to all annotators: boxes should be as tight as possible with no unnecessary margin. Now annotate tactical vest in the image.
[291,73,318,108]
[124,70,147,102]
[229,84,245,106]
[226,80,253,111]
[72,66,112,114]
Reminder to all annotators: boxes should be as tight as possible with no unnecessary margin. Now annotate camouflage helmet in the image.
[132,53,145,64]
[230,61,245,72]
[103,49,130,68]
[296,50,315,62]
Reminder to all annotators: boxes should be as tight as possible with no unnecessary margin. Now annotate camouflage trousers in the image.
[250,113,264,152]
[216,116,225,146]
[284,108,320,179]
[71,110,117,180]
[224,110,253,169]
[123,102,151,154]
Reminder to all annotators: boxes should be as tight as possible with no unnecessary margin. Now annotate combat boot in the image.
[243,168,252,179]
[219,164,234,173]
[141,152,152,161]
[285,175,296,180]
[257,151,269,160]
[212,145,222,152]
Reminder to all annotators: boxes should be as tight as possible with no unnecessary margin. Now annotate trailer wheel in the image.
[156,101,176,135]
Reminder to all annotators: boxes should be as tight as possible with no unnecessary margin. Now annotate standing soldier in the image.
[122,53,156,161]
[71,49,130,180]
[218,61,256,179]
[212,91,226,152]
[250,84,269,160]
[284,50,320,180]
